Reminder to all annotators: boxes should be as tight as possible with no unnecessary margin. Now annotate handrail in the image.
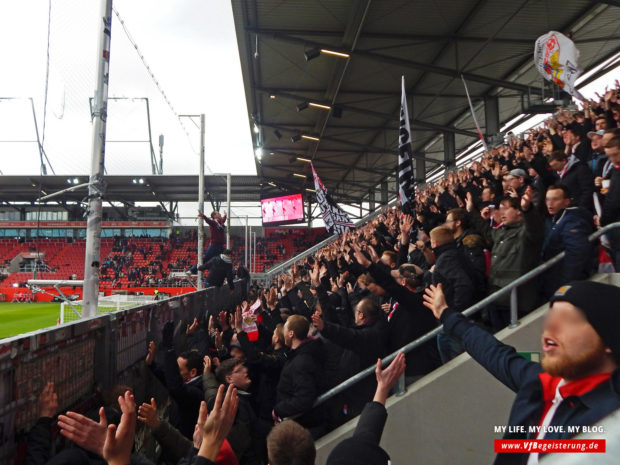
[262,198,399,278]
[312,221,620,408]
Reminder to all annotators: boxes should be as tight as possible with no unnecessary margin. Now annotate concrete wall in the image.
[315,274,620,464]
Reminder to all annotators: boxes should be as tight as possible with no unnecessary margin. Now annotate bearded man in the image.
[423,280,620,465]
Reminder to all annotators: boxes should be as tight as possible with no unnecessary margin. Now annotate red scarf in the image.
[217,439,240,465]
[537,372,611,425]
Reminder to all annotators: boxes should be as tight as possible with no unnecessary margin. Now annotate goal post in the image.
[59,294,156,324]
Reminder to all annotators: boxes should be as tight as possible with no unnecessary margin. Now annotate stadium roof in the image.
[231,0,620,204]
[0,175,269,204]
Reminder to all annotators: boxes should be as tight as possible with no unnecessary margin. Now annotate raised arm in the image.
[423,284,542,392]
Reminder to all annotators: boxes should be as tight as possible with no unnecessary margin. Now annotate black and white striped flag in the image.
[312,164,354,236]
[398,76,416,214]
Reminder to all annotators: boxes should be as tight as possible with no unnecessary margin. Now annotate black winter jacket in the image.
[541,208,593,297]
[237,331,286,421]
[601,166,620,250]
[150,349,204,439]
[559,161,594,211]
[204,254,234,290]
[320,310,389,416]
[432,242,475,312]
[274,337,325,427]
[367,263,440,377]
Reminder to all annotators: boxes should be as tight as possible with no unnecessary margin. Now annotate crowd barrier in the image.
[0,286,198,303]
[0,279,248,465]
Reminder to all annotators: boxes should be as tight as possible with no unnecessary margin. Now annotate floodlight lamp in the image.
[304,48,321,61]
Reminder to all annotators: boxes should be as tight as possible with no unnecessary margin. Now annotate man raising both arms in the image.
[188,210,227,275]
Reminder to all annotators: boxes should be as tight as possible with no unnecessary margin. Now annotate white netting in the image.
[60,294,154,323]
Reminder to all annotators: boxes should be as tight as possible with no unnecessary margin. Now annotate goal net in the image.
[60,294,155,323]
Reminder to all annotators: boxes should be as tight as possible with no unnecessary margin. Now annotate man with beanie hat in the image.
[423,281,620,465]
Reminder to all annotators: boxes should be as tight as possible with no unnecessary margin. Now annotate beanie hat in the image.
[551,281,620,361]
[509,168,528,178]
[325,438,390,465]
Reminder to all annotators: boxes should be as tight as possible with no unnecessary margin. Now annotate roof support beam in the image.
[145,180,176,221]
[305,0,373,166]
[105,200,129,221]
[258,122,398,154]
[257,89,477,137]
[251,31,543,95]
[265,176,367,205]
[264,166,371,187]
[247,27,620,45]
[1,200,23,213]
[410,0,609,157]
[264,150,393,176]
[261,122,434,132]
[259,87,479,98]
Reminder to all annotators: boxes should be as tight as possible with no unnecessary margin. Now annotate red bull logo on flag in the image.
[534,31,585,100]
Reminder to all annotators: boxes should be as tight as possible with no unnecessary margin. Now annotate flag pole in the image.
[460,74,488,152]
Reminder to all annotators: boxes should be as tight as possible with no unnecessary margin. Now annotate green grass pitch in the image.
[0,302,62,339]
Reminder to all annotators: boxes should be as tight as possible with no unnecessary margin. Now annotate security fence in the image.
[0,279,247,465]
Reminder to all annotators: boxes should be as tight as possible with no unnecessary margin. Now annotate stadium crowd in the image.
[23,83,620,465]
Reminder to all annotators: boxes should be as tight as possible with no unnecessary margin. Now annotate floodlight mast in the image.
[198,114,205,290]
[83,0,113,318]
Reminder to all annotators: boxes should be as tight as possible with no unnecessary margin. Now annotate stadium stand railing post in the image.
[509,287,519,329]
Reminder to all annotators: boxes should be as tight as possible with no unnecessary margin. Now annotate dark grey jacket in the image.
[469,207,544,289]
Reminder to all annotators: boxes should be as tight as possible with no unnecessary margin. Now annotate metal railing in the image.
[312,221,620,408]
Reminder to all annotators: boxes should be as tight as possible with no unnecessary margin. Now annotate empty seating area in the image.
[0,228,327,288]
[254,228,328,272]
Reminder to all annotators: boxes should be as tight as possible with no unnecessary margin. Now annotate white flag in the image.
[534,31,584,100]
[398,76,416,214]
[312,164,353,236]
